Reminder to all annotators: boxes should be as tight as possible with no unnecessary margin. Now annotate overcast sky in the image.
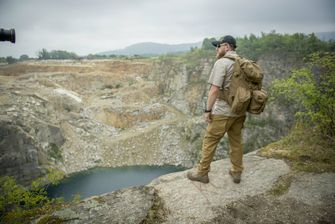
[0,0,334,57]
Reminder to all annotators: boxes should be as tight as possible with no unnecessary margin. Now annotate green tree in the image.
[19,54,29,61]
[201,37,216,50]
[37,48,50,60]
[234,31,335,60]
[5,56,17,64]
[37,49,79,60]
[272,52,335,138]
[0,169,65,223]
[49,50,78,59]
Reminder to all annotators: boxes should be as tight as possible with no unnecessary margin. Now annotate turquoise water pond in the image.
[47,165,185,201]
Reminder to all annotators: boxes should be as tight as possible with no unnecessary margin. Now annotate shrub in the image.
[0,169,65,224]
[272,52,335,138]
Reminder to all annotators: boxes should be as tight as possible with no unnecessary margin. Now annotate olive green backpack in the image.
[218,55,268,115]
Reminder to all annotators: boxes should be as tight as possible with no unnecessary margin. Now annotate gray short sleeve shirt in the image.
[208,51,242,117]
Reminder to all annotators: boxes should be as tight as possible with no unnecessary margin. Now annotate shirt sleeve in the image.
[208,59,227,88]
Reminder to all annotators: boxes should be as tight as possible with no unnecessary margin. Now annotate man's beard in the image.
[216,50,226,59]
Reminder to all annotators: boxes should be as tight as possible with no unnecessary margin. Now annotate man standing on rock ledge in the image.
[187,35,246,184]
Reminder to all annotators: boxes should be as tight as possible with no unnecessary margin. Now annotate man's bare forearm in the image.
[206,85,219,111]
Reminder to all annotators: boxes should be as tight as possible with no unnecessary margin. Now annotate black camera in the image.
[0,28,16,43]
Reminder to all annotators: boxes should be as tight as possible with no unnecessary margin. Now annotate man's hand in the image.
[204,112,212,123]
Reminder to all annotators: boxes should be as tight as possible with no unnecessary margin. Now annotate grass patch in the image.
[258,124,335,173]
[37,215,64,224]
[102,82,123,89]
[92,195,106,204]
[48,143,63,162]
[141,190,168,224]
[268,173,294,196]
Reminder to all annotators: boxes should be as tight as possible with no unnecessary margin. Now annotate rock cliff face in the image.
[0,54,300,184]
[42,151,335,224]
[0,59,204,184]
[0,119,45,186]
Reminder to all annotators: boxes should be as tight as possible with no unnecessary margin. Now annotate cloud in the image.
[0,0,334,57]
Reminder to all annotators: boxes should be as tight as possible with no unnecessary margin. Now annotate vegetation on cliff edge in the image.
[260,52,335,172]
[259,124,335,173]
[0,169,69,224]
[203,31,335,60]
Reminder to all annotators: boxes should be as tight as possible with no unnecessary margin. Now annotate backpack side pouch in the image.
[248,89,268,114]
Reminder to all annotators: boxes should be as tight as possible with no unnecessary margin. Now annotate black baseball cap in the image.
[211,35,237,48]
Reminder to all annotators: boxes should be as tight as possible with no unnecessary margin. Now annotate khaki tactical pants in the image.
[197,115,246,175]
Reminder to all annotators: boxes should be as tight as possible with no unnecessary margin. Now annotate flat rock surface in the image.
[149,152,291,223]
[208,193,335,224]
[206,172,335,224]
[49,186,155,224]
[282,172,335,206]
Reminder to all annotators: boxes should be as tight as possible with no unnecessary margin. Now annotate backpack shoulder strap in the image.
[218,55,239,102]
[222,55,236,61]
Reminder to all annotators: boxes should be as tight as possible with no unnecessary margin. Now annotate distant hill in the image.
[97,32,334,57]
[315,31,335,41]
[98,42,202,56]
